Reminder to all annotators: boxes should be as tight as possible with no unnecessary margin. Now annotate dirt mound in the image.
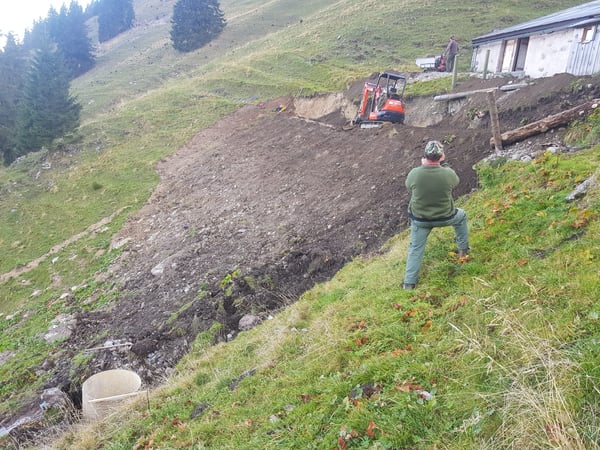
[3,72,599,445]
[61,100,491,386]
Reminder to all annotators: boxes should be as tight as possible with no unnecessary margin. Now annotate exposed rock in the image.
[43,314,77,344]
[40,388,75,415]
[239,314,261,331]
[0,350,14,367]
[0,388,76,447]
[566,174,597,202]
[189,402,211,420]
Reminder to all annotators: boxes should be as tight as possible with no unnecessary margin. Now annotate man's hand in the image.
[421,153,446,166]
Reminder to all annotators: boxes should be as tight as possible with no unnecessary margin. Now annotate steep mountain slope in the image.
[58,77,600,449]
[59,72,600,383]
[0,0,595,446]
[5,70,599,447]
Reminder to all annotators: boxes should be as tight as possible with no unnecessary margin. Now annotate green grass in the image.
[0,0,596,447]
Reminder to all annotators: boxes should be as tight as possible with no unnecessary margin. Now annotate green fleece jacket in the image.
[405,164,459,220]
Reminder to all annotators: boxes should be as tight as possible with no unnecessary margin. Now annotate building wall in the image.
[470,42,505,74]
[470,39,525,73]
[523,30,573,77]
[471,27,600,78]
[567,26,600,75]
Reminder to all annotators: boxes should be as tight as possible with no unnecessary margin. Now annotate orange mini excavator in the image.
[355,70,407,127]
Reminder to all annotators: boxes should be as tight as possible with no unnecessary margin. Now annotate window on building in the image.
[581,25,596,43]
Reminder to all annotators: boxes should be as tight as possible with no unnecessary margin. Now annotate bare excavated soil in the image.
[3,71,600,445]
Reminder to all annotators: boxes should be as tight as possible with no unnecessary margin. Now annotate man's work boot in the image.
[458,245,471,256]
[458,247,471,261]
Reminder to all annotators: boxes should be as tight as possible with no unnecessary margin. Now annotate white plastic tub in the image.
[81,369,142,420]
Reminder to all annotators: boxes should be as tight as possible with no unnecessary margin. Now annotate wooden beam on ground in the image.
[490,99,600,147]
[433,83,528,102]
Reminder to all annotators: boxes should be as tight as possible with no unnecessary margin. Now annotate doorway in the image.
[512,37,529,71]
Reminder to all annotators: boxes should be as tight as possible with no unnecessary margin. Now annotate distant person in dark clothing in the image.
[444,35,459,72]
[403,140,470,289]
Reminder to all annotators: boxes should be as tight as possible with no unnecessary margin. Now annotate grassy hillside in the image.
[0,0,597,447]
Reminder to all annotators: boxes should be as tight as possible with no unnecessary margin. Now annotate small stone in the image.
[238,314,260,331]
[190,403,210,420]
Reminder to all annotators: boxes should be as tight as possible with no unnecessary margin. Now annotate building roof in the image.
[472,0,600,45]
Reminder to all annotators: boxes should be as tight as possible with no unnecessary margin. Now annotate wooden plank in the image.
[433,84,528,101]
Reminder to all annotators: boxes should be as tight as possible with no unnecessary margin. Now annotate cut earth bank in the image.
[2,71,599,445]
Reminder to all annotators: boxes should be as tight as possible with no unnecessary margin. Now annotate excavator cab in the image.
[355,71,407,126]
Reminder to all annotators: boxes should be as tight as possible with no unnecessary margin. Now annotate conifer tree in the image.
[98,0,135,43]
[0,34,27,164]
[25,2,95,79]
[84,0,101,18]
[15,42,82,156]
[61,1,95,76]
[170,0,226,53]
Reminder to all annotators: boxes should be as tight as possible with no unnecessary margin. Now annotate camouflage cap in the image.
[424,140,444,159]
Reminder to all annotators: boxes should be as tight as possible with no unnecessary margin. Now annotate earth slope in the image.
[58,72,600,394]
[3,72,599,445]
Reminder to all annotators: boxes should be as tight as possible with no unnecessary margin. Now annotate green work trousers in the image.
[403,208,469,285]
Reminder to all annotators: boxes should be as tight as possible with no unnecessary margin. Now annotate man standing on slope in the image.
[444,35,459,72]
[403,140,470,290]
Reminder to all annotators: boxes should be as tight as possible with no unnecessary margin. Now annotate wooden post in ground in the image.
[451,55,458,89]
[483,50,490,80]
[487,90,503,151]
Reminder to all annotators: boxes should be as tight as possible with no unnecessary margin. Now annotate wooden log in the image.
[451,55,458,90]
[433,84,528,101]
[490,99,600,147]
[434,89,489,101]
[498,83,530,91]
